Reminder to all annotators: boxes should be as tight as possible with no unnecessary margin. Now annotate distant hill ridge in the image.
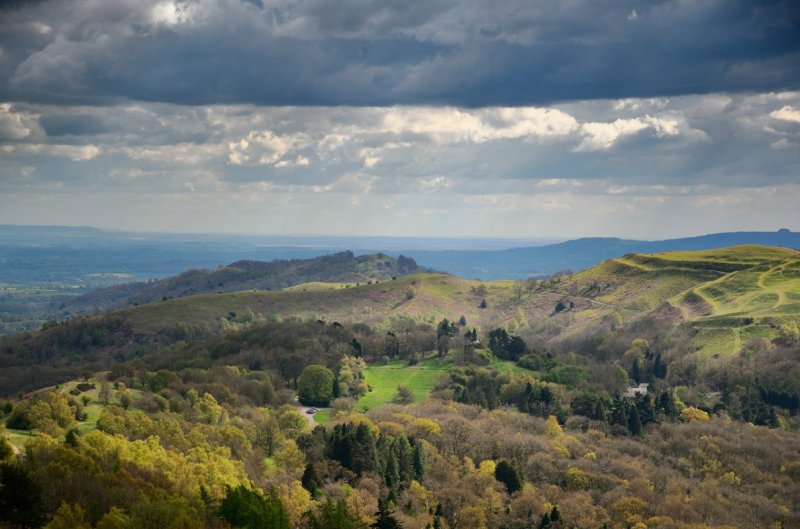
[69,251,423,312]
[405,229,800,279]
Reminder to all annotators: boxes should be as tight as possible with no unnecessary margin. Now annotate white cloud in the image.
[770,105,800,123]
[380,106,578,144]
[0,104,39,140]
[575,117,650,151]
[228,130,308,166]
[575,112,707,151]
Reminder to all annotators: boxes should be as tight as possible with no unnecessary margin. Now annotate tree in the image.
[395,385,414,405]
[458,315,467,326]
[305,499,368,529]
[218,485,290,529]
[0,462,47,528]
[479,299,487,309]
[297,365,335,407]
[627,406,643,436]
[494,459,523,493]
[45,502,92,529]
[372,499,403,529]
[99,382,111,404]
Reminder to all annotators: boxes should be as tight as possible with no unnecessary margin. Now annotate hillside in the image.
[107,245,799,357]
[2,245,798,396]
[68,251,424,312]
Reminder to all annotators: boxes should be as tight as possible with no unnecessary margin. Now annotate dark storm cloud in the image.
[0,0,798,106]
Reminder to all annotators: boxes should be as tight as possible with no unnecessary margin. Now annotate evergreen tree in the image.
[301,463,320,495]
[627,406,643,436]
[593,399,607,422]
[218,485,290,529]
[372,499,403,529]
[494,459,523,493]
[631,358,641,384]
[412,441,426,480]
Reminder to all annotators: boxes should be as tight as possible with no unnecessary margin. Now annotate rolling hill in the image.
[113,244,800,357]
[67,251,424,312]
[2,245,798,396]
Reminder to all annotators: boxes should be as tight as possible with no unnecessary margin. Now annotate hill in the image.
[104,245,800,362]
[2,245,798,396]
[67,251,424,312]
[405,229,800,279]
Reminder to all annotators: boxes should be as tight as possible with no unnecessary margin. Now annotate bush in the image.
[395,385,414,404]
[4,409,32,431]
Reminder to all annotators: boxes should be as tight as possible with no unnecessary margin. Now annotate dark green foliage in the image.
[301,463,320,495]
[218,485,290,529]
[494,459,523,494]
[372,499,403,529]
[305,499,368,529]
[652,353,667,379]
[327,423,378,476]
[488,328,527,361]
[65,428,79,447]
[627,406,643,436]
[5,407,32,430]
[412,441,425,480]
[631,358,641,384]
[0,462,47,528]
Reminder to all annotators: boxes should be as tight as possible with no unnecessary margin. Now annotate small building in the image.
[624,383,649,398]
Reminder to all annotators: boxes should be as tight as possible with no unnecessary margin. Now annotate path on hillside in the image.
[400,275,425,313]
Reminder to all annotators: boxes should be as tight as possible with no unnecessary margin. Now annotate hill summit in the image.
[69,251,423,312]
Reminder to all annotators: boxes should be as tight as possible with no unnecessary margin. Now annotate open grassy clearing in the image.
[357,357,449,411]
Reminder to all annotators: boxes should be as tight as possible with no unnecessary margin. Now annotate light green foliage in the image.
[297,365,335,406]
[28,392,76,438]
[338,355,367,398]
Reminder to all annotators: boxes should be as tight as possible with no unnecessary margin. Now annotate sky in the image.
[0,0,799,239]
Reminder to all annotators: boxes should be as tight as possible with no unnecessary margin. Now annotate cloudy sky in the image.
[1,0,799,239]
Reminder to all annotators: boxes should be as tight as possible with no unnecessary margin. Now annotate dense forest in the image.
[2,312,799,528]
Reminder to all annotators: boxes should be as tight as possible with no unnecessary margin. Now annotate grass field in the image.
[356,356,451,411]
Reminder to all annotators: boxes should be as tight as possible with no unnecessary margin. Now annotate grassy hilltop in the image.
[113,244,800,358]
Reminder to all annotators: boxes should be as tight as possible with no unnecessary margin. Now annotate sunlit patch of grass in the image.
[357,358,448,412]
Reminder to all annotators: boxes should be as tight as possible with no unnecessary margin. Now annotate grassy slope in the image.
[114,245,800,358]
[119,273,525,333]
[574,245,800,356]
[4,376,115,451]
